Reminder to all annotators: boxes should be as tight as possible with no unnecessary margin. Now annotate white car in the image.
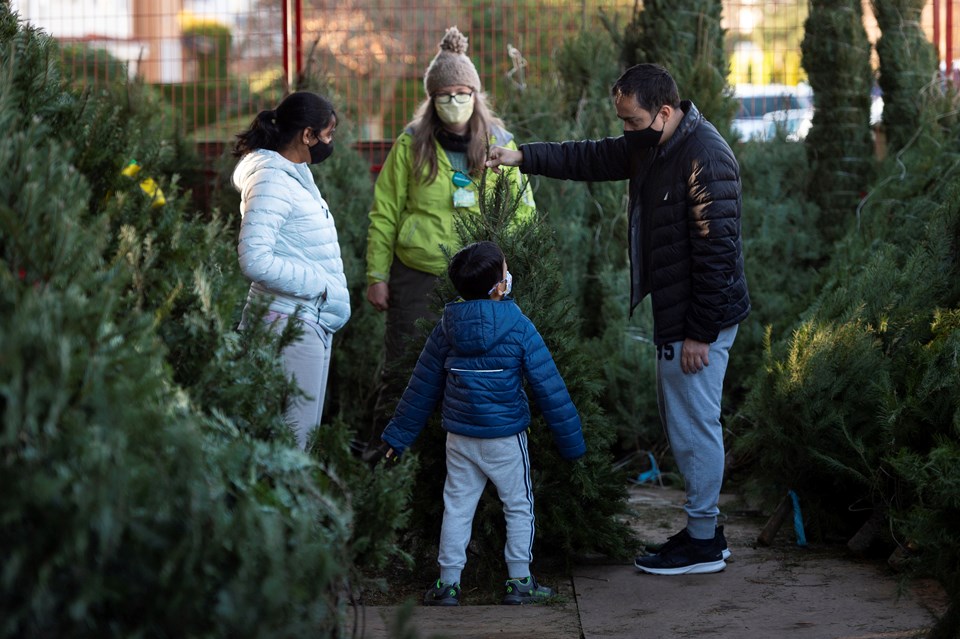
[761,107,814,141]
[731,83,813,141]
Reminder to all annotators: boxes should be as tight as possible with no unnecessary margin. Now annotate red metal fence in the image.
[9,0,953,146]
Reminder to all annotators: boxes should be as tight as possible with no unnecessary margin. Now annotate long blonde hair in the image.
[408,92,505,183]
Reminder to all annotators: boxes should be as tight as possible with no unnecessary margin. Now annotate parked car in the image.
[731,83,813,141]
[761,107,814,141]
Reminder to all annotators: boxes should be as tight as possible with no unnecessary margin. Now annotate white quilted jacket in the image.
[233,149,351,332]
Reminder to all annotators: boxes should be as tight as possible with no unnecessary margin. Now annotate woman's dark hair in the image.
[233,91,337,157]
[611,63,681,112]
[448,241,505,300]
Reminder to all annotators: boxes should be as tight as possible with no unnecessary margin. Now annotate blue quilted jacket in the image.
[381,298,586,459]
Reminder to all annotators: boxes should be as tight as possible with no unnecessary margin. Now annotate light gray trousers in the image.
[656,325,738,540]
[268,313,333,450]
[438,431,534,586]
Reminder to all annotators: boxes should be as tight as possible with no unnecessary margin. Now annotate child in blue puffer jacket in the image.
[379,240,586,607]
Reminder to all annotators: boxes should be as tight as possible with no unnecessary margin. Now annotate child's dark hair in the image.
[448,241,505,300]
[233,91,337,157]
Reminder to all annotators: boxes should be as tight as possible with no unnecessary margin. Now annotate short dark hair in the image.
[448,241,505,300]
[611,63,680,112]
[233,91,337,157]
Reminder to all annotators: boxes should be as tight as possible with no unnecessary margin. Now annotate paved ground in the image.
[350,484,947,638]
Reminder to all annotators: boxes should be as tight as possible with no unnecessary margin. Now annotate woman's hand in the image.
[367,281,389,312]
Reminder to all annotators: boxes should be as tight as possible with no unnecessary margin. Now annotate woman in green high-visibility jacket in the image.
[362,26,534,455]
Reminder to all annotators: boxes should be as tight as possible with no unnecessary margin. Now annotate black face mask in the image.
[309,139,334,164]
[623,107,664,149]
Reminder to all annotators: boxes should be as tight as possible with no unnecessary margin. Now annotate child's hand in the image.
[383,446,400,468]
[367,441,400,470]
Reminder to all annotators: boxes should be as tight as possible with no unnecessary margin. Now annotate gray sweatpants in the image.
[438,431,534,586]
[269,314,333,450]
[656,325,738,540]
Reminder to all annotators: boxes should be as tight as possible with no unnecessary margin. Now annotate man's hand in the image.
[485,146,523,173]
[367,281,389,312]
[680,338,710,374]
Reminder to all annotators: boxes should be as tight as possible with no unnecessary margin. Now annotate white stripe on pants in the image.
[438,431,534,585]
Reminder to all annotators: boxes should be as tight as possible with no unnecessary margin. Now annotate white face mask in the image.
[435,99,475,125]
[487,271,513,297]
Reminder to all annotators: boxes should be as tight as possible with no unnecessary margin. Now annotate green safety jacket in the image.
[366,127,535,285]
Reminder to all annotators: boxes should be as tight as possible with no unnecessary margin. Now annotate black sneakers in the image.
[634,528,727,575]
[645,526,731,560]
[501,575,556,605]
[716,525,732,560]
[423,579,461,606]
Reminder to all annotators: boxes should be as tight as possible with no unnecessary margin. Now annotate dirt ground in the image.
[350,484,949,638]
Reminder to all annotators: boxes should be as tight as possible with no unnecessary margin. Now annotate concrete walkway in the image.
[352,485,946,638]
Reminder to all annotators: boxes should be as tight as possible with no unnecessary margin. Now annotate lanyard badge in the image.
[451,170,476,207]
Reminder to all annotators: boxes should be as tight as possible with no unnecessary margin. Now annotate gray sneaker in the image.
[423,579,461,606]
[501,575,555,605]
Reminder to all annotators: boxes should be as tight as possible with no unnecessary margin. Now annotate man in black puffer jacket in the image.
[487,63,749,576]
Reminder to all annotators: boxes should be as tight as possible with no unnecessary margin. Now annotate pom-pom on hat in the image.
[423,26,482,96]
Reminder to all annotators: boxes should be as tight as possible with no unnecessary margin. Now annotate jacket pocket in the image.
[399,218,419,246]
[446,368,519,404]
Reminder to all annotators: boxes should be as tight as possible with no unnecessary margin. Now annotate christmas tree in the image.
[390,159,635,596]
[0,7,411,634]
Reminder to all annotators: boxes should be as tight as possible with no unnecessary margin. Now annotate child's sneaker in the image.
[423,579,461,606]
[501,575,555,605]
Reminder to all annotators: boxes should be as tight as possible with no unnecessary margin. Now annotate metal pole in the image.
[934,0,942,71]
[948,0,955,83]
[294,0,303,84]
[282,0,290,91]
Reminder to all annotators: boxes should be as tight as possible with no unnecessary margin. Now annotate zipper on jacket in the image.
[449,368,504,373]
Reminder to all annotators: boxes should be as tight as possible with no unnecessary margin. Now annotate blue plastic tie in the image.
[631,452,662,486]
[788,489,808,547]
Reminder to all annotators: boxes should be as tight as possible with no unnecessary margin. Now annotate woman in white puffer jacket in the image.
[232,91,351,450]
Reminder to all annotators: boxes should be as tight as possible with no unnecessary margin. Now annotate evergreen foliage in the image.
[737,88,960,636]
[394,166,635,598]
[1,8,412,635]
[621,0,738,134]
[801,0,875,241]
[728,137,827,405]
[310,128,386,433]
[499,29,663,451]
[870,0,939,152]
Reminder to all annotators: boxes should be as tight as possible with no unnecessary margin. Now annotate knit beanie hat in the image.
[423,26,482,96]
